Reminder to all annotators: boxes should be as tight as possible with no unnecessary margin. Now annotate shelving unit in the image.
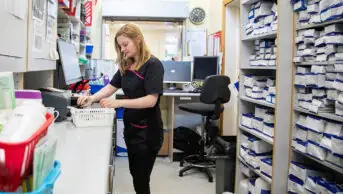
[289,0,343,189]
[239,125,273,144]
[242,31,277,41]
[240,96,275,108]
[234,0,294,193]
[238,156,272,183]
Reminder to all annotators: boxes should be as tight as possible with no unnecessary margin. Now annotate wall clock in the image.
[189,7,206,25]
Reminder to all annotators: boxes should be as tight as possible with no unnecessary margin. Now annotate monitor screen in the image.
[161,61,192,83]
[193,56,219,80]
[57,39,82,85]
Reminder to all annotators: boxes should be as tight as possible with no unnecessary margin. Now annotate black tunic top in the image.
[110,55,164,149]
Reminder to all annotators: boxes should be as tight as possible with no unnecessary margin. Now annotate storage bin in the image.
[0,161,61,194]
[0,113,54,192]
[70,108,115,127]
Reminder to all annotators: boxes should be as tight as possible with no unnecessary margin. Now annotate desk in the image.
[53,120,114,194]
[115,89,202,162]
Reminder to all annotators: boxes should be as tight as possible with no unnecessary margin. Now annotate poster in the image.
[32,0,46,21]
[33,20,44,52]
[46,16,56,44]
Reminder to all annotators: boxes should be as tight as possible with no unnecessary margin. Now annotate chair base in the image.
[179,154,215,182]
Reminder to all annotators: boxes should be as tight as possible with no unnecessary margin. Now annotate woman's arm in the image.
[92,84,118,102]
[99,94,158,109]
[121,94,158,108]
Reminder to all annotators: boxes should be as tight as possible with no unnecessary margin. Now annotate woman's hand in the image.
[77,96,95,107]
[100,98,122,108]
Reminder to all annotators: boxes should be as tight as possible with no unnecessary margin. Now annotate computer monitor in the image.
[54,39,82,88]
[193,56,219,80]
[162,61,192,83]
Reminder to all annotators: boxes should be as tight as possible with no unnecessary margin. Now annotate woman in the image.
[77,23,164,194]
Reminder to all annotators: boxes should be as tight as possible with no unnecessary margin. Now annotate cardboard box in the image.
[158,130,169,156]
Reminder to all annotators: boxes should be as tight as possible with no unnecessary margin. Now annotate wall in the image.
[92,0,223,58]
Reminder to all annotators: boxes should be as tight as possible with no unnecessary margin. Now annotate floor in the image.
[113,157,216,194]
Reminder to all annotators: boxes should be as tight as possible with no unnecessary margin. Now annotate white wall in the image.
[92,0,223,58]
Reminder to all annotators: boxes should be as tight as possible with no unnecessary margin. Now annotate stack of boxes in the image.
[294,24,343,63]
[245,1,278,37]
[292,113,343,168]
[241,106,275,139]
[250,39,277,67]
[288,161,342,193]
[239,132,273,179]
[244,75,276,104]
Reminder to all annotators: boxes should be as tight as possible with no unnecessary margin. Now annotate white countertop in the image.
[115,89,201,97]
[53,121,113,194]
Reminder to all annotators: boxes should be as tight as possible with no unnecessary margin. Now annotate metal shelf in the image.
[240,125,274,144]
[294,106,343,123]
[293,149,343,174]
[240,96,275,108]
[242,31,277,41]
[296,18,343,30]
[241,0,261,5]
[295,61,343,66]
[241,66,276,70]
[239,156,272,183]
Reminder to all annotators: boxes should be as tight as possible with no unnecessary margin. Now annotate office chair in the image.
[178,75,231,182]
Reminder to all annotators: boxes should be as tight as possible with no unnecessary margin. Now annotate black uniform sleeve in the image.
[110,70,122,88]
[144,60,164,95]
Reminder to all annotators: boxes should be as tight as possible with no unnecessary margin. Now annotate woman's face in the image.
[117,35,139,59]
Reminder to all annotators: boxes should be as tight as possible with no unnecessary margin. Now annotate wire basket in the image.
[70,108,116,127]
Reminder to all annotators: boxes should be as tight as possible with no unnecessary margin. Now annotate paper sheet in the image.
[186,29,207,56]
[5,0,27,20]
[46,16,56,44]
[33,20,44,52]
[47,0,57,19]
[32,0,46,21]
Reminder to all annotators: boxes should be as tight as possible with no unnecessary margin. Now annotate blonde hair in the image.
[115,23,151,74]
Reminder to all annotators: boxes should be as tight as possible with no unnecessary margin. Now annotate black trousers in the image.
[127,145,158,194]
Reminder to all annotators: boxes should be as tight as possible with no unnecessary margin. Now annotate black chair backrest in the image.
[200,75,231,120]
[200,75,231,104]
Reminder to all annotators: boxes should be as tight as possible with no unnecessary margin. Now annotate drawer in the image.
[174,96,200,105]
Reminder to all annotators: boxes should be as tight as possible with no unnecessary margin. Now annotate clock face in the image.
[189,7,206,25]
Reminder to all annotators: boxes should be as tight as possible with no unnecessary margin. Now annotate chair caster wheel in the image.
[209,177,213,183]
[180,162,184,167]
[179,172,183,177]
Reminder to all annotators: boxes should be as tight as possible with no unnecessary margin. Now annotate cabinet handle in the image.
[180,97,192,101]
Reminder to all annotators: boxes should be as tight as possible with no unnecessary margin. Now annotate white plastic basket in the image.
[70,107,116,127]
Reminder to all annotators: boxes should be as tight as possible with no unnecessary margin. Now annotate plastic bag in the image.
[331,135,343,155]
[324,121,342,137]
[306,115,326,133]
[239,179,250,194]
[288,174,305,193]
[295,123,308,140]
[326,152,343,168]
[320,134,332,151]
[249,138,273,154]
[254,178,271,194]
[307,140,327,160]
[307,129,323,142]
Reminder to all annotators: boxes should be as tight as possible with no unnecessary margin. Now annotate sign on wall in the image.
[85,0,92,26]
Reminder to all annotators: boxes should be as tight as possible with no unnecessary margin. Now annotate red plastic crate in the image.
[0,113,54,192]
